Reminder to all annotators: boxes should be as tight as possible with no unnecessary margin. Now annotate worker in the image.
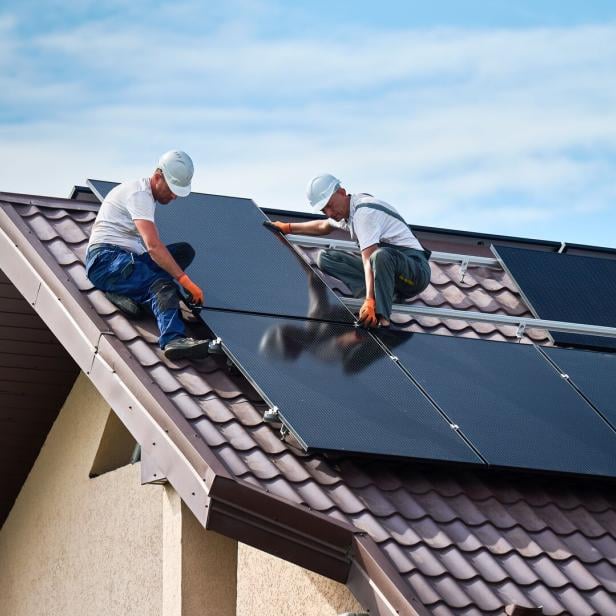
[85,150,212,360]
[268,174,431,328]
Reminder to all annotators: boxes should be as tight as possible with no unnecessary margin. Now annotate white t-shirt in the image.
[330,193,423,251]
[87,178,156,254]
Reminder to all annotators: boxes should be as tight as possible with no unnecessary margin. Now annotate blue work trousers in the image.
[85,242,195,348]
[317,244,431,319]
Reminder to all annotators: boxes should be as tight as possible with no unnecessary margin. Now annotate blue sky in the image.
[1,1,616,247]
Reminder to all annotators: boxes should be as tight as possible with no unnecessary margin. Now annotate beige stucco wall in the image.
[0,372,238,616]
[0,368,363,616]
[236,543,365,616]
[0,373,164,616]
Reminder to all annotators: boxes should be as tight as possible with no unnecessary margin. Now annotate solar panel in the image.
[376,330,616,477]
[493,245,616,351]
[87,179,117,202]
[87,180,353,323]
[543,346,616,432]
[202,309,483,463]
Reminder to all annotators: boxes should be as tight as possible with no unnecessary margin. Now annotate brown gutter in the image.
[0,197,424,616]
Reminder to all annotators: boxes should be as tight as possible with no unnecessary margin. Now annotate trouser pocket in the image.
[397,256,430,297]
[108,251,135,281]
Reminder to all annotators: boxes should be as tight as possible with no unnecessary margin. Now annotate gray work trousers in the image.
[317,244,431,319]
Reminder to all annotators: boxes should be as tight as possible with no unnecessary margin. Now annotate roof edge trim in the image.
[0,192,100,212]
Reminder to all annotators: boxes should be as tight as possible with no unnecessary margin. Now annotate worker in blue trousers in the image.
[85,150,212,360]
[268,174,431,328]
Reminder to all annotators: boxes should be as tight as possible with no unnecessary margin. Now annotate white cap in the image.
[158,150,194,197]
[306,173,340,213]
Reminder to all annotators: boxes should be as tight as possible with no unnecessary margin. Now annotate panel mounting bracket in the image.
[263,407,279,423]
[515,322,527,340]
[459,257,470,284]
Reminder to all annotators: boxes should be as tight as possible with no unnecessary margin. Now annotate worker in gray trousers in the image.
[268,174,431,328]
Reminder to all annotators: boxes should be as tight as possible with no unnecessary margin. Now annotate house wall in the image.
[0,373,237,616]
[236,543,365,616]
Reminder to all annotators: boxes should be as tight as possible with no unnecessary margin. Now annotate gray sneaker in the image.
[105,292,144,319]
[163,337,211,360]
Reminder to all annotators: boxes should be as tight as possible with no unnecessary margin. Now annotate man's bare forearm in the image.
[286,220,333,235]
[148,244,184,279]
[361,244,378,300]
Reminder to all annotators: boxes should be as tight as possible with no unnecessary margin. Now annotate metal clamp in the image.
[459,257,470,284]
[263,407,279,423]
[515,322,527,340]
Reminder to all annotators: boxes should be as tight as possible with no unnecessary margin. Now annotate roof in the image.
[1,189,616,615]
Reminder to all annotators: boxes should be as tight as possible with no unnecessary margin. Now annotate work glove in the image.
[358,297,379,328]
[177,273,204,305]
[263,220,292,234]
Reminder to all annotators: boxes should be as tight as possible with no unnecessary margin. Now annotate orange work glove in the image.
[177,273,204,305]
[264,220,292,234]
[358,297,378,328]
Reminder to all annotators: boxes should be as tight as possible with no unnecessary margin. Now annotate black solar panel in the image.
[543,346,616,432]
[202,309,483,463]
[88,179,117,202]
[87,180,353,323]
[376,331,616,477]
[493,245,616,351]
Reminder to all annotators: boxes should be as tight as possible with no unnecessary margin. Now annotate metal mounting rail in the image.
[341,297,616,339]
[286,234,501,268]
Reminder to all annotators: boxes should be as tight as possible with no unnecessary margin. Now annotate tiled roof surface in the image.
[8,198,616,615]
[299,245,550,344]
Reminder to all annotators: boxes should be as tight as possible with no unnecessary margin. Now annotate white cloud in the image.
[1,6,615,245]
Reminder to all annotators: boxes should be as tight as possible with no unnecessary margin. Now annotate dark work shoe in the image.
[163,337,211,360]
[105,292,144,319]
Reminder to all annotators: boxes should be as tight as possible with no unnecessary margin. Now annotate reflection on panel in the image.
[87,180,353,323]
[493,244,616,351]
[543,346,616,431]
[376,330,616,478]
[203,309,482,463]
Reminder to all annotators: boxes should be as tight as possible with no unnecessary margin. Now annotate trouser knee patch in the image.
[151,279,180,312]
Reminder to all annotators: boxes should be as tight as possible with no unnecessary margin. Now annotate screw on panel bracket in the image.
[280,424,289,441]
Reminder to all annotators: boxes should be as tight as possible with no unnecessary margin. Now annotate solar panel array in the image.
[203,311,481,461]
[376,331,616,476]
[88,179,616,478]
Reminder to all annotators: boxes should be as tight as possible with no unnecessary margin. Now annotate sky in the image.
[1,1,615,247]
